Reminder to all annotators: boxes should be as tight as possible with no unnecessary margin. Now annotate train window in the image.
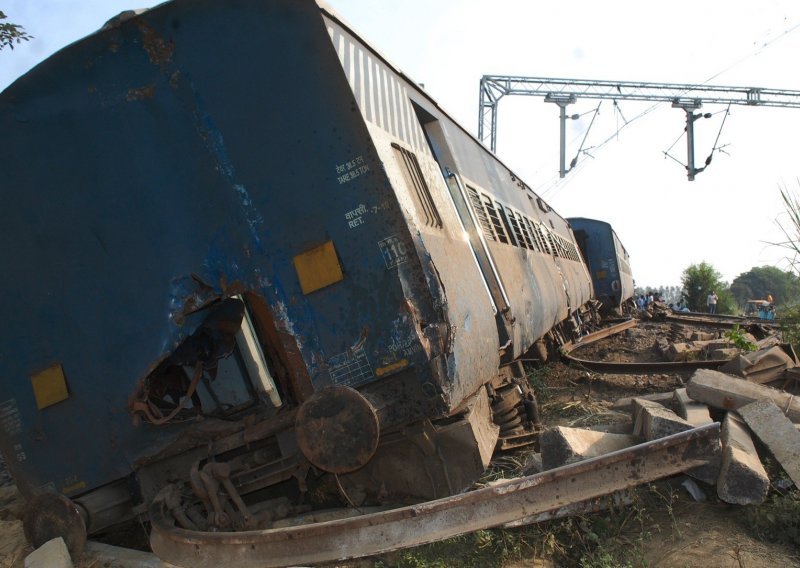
[495,203,518,246]
[506,208,527,249]
[391,143,443,229]
[482,197,509,244]
[466,185,496,241]
[524,217,543,253]
[514,211,535,250]
[552,235,563,258]
[543,226,558,257]
[534,223,551,255]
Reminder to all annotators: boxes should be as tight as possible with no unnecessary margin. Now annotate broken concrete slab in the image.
[632,398,694,439]
[719,345,796,384]
[691,331,717,341]
[756,335,781,350]
[587,421,634,435]
[24,537,72,568]
[666,342,698,362]
[632,398,720,485]
[737,399,800,488]
[693,339,733,351]
[687,368,800,423]
[717,413,769,505]
[710,348,739,360]
[612,391,673,413]
[540,426,640,470]
[672,388,713,426]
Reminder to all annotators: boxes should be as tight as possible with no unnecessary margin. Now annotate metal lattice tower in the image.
[478,76,800,181]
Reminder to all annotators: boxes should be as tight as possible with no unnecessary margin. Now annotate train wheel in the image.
[22,493,87,560]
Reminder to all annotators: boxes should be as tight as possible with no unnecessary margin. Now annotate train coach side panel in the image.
[426,121,593,356]
[0,0,439,497]
[324,16,501,410]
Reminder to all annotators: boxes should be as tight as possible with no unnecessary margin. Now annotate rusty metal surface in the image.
[23,493,87,559]
[150,423,719,568]
[295,385,379,474]
[561,319,637,353]
[563,354,728,374]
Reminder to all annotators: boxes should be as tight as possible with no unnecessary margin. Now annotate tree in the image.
[730,265,800,307]
[0,10,31,51]
[680,262,735,314]
[772,184,800,275]
[773,185,800,349]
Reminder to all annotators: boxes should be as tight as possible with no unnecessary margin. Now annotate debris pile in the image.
[540,355,800,506]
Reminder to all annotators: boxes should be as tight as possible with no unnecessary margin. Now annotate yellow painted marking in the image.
[376,359,409,377]
[293,241,344,295]
[30,363,70,410]
[62,480,87,494]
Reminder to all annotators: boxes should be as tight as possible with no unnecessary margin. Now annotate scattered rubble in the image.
[539,426,639,470]
[540,336,799,513]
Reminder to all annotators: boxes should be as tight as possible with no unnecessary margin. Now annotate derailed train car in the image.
[569,217,635,315]
[0,0,616,555]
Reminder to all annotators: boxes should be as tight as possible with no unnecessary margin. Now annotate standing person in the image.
[707,290,718,314]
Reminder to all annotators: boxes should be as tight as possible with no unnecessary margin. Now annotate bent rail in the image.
[150,423,719,568]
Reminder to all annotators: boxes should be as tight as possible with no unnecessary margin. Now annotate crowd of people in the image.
[636,289,775,317]
[636,291,689,314]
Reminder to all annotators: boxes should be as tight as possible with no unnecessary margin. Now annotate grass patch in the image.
[742,488,800,547]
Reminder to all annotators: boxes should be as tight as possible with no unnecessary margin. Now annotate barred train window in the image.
[523,217,542,252]
[536,224,551,255]
[391,143,442,229]
[516,212,535,250]
[496,204,517,246]
[506,208,527,249]
[466,185,496,241]
[483,197,509,244]
[460,186,580,262]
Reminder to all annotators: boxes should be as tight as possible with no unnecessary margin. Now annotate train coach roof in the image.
[3,0,560,221]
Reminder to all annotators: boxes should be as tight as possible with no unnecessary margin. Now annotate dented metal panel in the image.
[0,0,440,499]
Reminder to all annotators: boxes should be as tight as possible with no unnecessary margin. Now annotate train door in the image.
[408,103,513,351]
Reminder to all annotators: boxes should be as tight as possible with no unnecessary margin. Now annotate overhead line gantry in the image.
[478,76,800,181]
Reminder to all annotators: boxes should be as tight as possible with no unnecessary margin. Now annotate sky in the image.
[3,0,800,289]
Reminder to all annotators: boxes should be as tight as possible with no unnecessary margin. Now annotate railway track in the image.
[150,320,731,567]
[150,424,719,568]
[561,317,743,374]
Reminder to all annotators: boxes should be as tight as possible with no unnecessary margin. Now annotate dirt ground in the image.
[1,320,798,567]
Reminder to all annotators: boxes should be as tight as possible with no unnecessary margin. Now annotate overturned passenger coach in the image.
[0,0,632,556]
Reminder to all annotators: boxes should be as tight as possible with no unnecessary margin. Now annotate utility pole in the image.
[478,77,800,181]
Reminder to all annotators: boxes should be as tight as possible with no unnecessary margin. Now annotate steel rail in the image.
[562,354,728,374]
[665,312,779,329]
[560,317,731,373]
[562,318,637,353]
[150,423,719,568]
